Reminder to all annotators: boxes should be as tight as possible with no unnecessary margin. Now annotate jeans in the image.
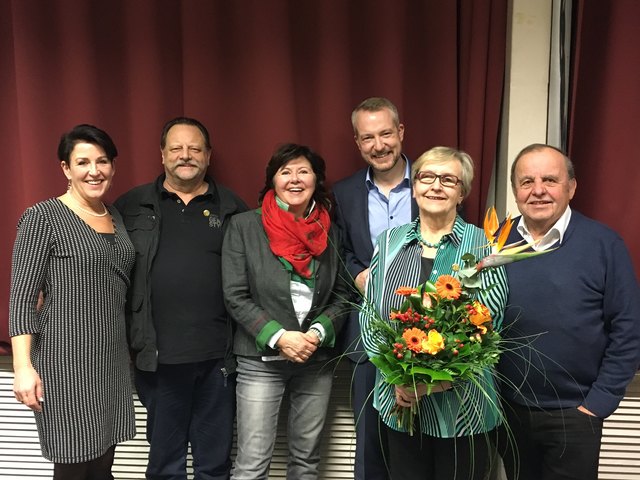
[232,356,333,480]
[135,359,235,480]
[498,401,603,480]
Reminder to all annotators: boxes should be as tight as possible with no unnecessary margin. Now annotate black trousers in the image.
[351,360,390,480]
[53,445,115,480]
[497,401,603,480]
[385,424,493,480]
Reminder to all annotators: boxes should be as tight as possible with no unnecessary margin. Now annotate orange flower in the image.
[484,206,513,252]
[467,301,492,327]
[396,287,419,297]
[421,329,445,355]
[483,207,500,244]
[402,327,427,353]
[435,275,462,300]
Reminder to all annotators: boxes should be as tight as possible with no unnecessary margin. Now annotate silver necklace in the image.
[68,194,108,217]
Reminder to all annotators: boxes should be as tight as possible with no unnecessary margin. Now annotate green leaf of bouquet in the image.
[458,267,481,288]
[370,355,393,373]
[405,295,424,312]
[410,366,454,381]
[420,281,437,295]
[461,252,477,262]
[372,319,399,337]
[447,362,472,374]
[369,360,388,373]
[385,372,407,385]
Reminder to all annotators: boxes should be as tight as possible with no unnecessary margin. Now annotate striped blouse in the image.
[360,216,508,437]
[9,198,136,462]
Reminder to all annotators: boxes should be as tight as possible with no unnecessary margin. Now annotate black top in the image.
[99,232,116,245]
[151,182,227,364]
[419,256,434,284]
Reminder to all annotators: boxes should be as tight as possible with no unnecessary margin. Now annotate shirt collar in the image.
[405,215,463,249]
[516,206,572,251]
[365,154,411,191]
[158,175,214,199]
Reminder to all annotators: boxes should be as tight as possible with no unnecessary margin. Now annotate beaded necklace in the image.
[416,228,444,249]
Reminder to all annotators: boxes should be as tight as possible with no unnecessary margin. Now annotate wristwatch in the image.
[309,326,324,343]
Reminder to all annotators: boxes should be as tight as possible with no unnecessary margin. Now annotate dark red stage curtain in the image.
[0,0,507,346]
[568,0,640,275]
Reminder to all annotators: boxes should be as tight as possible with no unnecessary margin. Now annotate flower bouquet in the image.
[367,208,548,434]
[368,274,500,434]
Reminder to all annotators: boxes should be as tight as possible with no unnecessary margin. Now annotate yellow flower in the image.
[402,328,427,353]
[421,329,445,355]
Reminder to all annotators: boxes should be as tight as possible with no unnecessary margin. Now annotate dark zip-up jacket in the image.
[114,174,248,371]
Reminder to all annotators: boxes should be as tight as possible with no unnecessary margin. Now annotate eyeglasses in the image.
[414,171,462,188]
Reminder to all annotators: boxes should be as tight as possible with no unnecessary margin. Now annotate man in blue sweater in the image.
[497,143,640,480]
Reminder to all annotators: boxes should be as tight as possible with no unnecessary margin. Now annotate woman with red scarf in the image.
[222,143,350,479]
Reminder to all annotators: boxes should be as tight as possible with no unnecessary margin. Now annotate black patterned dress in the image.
[9,198,136,463]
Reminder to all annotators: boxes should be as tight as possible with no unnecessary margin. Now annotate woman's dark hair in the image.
[57,124,118,163]
[160,117,211,150]
[259,143,332,212]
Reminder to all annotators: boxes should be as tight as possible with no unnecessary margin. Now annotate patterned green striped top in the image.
[360,216,508,437]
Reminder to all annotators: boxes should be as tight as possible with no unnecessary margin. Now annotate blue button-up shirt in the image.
[366,155,412,247]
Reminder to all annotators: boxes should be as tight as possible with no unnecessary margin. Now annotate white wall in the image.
[496,0,553,217]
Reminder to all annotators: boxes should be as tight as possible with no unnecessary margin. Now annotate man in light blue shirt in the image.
[333,97,417,480]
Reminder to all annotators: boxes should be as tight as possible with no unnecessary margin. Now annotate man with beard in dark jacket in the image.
[115,117,247,480]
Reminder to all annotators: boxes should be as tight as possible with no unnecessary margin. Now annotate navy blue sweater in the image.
[498,211,640,418]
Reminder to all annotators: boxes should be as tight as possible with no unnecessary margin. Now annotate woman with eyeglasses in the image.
[360,146,508,480]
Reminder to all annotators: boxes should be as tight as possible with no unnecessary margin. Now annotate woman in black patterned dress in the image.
[9,124,136,479]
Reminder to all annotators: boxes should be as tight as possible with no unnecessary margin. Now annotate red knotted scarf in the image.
[261,189,330,279]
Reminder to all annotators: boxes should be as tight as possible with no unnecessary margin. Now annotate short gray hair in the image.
[412,146,474,199]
